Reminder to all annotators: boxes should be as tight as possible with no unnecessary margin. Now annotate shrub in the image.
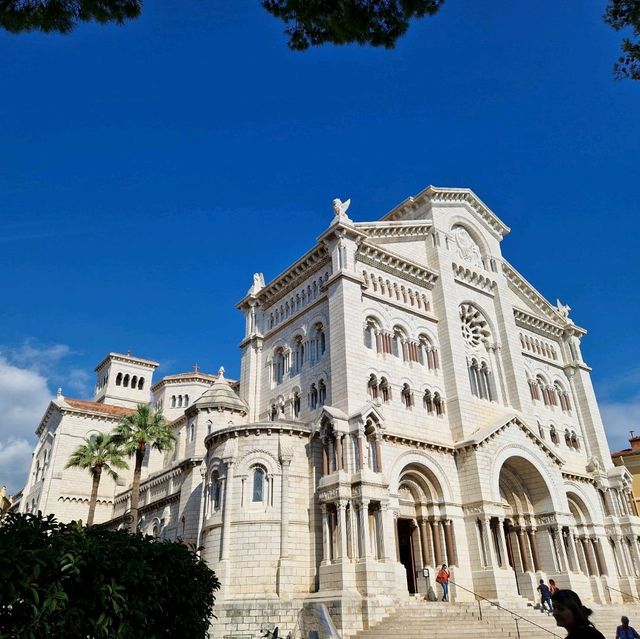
[0,512,220,638]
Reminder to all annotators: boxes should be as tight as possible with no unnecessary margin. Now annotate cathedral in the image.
[16,186,640,637]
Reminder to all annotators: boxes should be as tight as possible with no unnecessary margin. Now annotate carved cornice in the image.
[354,221,432,240]
[382,186,510,239]
[562,471,596,485]
[94,352,159,372]
[205,421,312,448]
[514,308,565,338]
[382,432,455,455]
[237,245,331,311]
[357,241,438,289]
[452,262,497,294]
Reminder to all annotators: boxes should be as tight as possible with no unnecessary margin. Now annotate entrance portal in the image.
[397,519,417,593]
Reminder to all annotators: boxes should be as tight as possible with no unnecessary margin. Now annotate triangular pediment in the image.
[455,413,564,466]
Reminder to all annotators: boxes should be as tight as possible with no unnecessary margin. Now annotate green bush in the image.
[0,512,220,638]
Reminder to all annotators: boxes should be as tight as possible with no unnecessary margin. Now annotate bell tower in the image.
[93,352,159,408]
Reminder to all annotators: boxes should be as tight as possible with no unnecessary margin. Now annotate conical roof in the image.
[192,367,248,414]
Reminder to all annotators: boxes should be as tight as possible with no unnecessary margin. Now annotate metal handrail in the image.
[605,585,640,602]
[449,580,563,638]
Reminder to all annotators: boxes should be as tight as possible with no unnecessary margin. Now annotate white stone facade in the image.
[17,186,640,637]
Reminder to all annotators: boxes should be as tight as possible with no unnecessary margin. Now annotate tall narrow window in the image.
[423,389,433,413]
[294,336,304,372]
[293,392,301,417]
[273,348,285,385]
[319,379,327,405]
[368,374,378,400]
[252,467,265,502]
[379,377,391,402]
[468,359,480,397]
[138,377,145,390]
[116,372,123,386]
[401,383,413,408]
[309,384,318,410]
[434,392,445,416]
[123,374,130,388]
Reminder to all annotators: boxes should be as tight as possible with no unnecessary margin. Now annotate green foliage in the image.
[261,0,444,50]
[112,404,174,459]
[0,512,220,638]
[0,0,142,34]
[604,0,640,79]
[65,432,128,481]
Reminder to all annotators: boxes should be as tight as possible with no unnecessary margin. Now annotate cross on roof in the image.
[193,363,200,373]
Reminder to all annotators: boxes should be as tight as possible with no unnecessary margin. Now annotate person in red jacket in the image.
[435,564,450,602]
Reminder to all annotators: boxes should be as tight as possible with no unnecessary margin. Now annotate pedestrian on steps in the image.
[616,616,640,639]
[551,589,606,639]
[538,579,553,614]
[549,579,559,595]
[436,564,450,602]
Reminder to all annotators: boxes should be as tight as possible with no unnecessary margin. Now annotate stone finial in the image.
[248,272,265,296]
[217,366,225,381]
[556,299,574,324]
[331,197,352,224]
[56,388,63,399]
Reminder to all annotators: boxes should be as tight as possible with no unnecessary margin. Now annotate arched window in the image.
[293,392,301,418]
[270,404,278,421]
[310,323,326,361]
[116,372,123,386]
[309,384,318,410]
[570,431,579,450]
[368,374,378,400]
[401,383,413,408]
[210,471,221,511]
[364,317,379,350]
[538,422,545,439]
[423,389,433,413]
[468,358,480,397]
[479,362,494,400]
[170,395,176,408]
[419,334,439,369]
[189,422,195,443]
[131,375,138,389]
[379,377,391,402]
[184,394,189,407]
[528,377,540,401]
[273,348,285,385]
[178,395,183,408]
[294,336,304,372]
[434,392,445,416]
[564,428,571,447]
[318,379,327,405]
[550,426,559,445]
[252,466,266,502]
[393,326,406,359]
[123,374,130,388]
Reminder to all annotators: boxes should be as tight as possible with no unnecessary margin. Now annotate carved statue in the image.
[332,197,352,223]
[217,366,225,380]
[587,456,603,474]
[248,272,265,296]
[453,226,483,268]
[556,299,574,324]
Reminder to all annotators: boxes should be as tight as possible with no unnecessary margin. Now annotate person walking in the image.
[549,579,559,595]
[538,579,553,613]
[436,564,450,602]
[616,616,640,639]
[551,589,606,639]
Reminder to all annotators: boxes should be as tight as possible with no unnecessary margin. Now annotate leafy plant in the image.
[64,432,128,526]
[0,512,220,638]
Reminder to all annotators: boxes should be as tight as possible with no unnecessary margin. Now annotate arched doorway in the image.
[497,456,555,599]
[396,463,454,596]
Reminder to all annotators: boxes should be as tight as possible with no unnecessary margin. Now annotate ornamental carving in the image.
[453,226,483,268]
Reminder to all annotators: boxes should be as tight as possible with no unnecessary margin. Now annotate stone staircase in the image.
[350,600,640,639]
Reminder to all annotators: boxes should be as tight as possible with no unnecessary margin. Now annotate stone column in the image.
[431,520,443,566]
[328,439,335,473]
[567,531,580,573]
[359,499,370,558]
[497,518,509,568]
[444,519,457,566]
[220,461,234,560]
[420,519,432,566]
[517,528,530,572]
[280,460,291,558]
[553,526,569,573]
[575,535,588,574]
[375,506,386,559]
[322,441,329,476]
[321,504,330,563]
[335,435,343,472]
[591,538,606,576]
[528,529,540,571]
[580,538,595,575]
[357,433,364,471]
[482,518,497,566]
[374,437,383,472]
[336,500,348,559]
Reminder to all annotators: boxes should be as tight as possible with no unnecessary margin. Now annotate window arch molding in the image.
[448,216,491,256]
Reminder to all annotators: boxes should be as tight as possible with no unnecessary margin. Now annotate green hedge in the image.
[0,513,220,638]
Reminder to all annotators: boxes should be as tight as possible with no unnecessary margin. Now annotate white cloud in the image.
[0,354,55,494]
[601,396,640,453]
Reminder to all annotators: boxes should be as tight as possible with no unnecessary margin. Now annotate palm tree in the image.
[112,404,175,532]
[65,432,128,526]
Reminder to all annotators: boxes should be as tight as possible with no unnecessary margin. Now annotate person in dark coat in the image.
[616,616,640,639]
[538,579,552,613]
[551,589,605,639]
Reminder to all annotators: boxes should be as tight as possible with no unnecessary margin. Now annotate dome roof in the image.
[192,367,248,414]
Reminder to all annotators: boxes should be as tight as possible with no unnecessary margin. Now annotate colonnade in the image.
[416,517,458,566]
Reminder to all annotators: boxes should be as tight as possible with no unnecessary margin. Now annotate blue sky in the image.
[1,0,639,492]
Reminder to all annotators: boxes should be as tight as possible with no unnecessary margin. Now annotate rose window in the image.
[459,303,491,347]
